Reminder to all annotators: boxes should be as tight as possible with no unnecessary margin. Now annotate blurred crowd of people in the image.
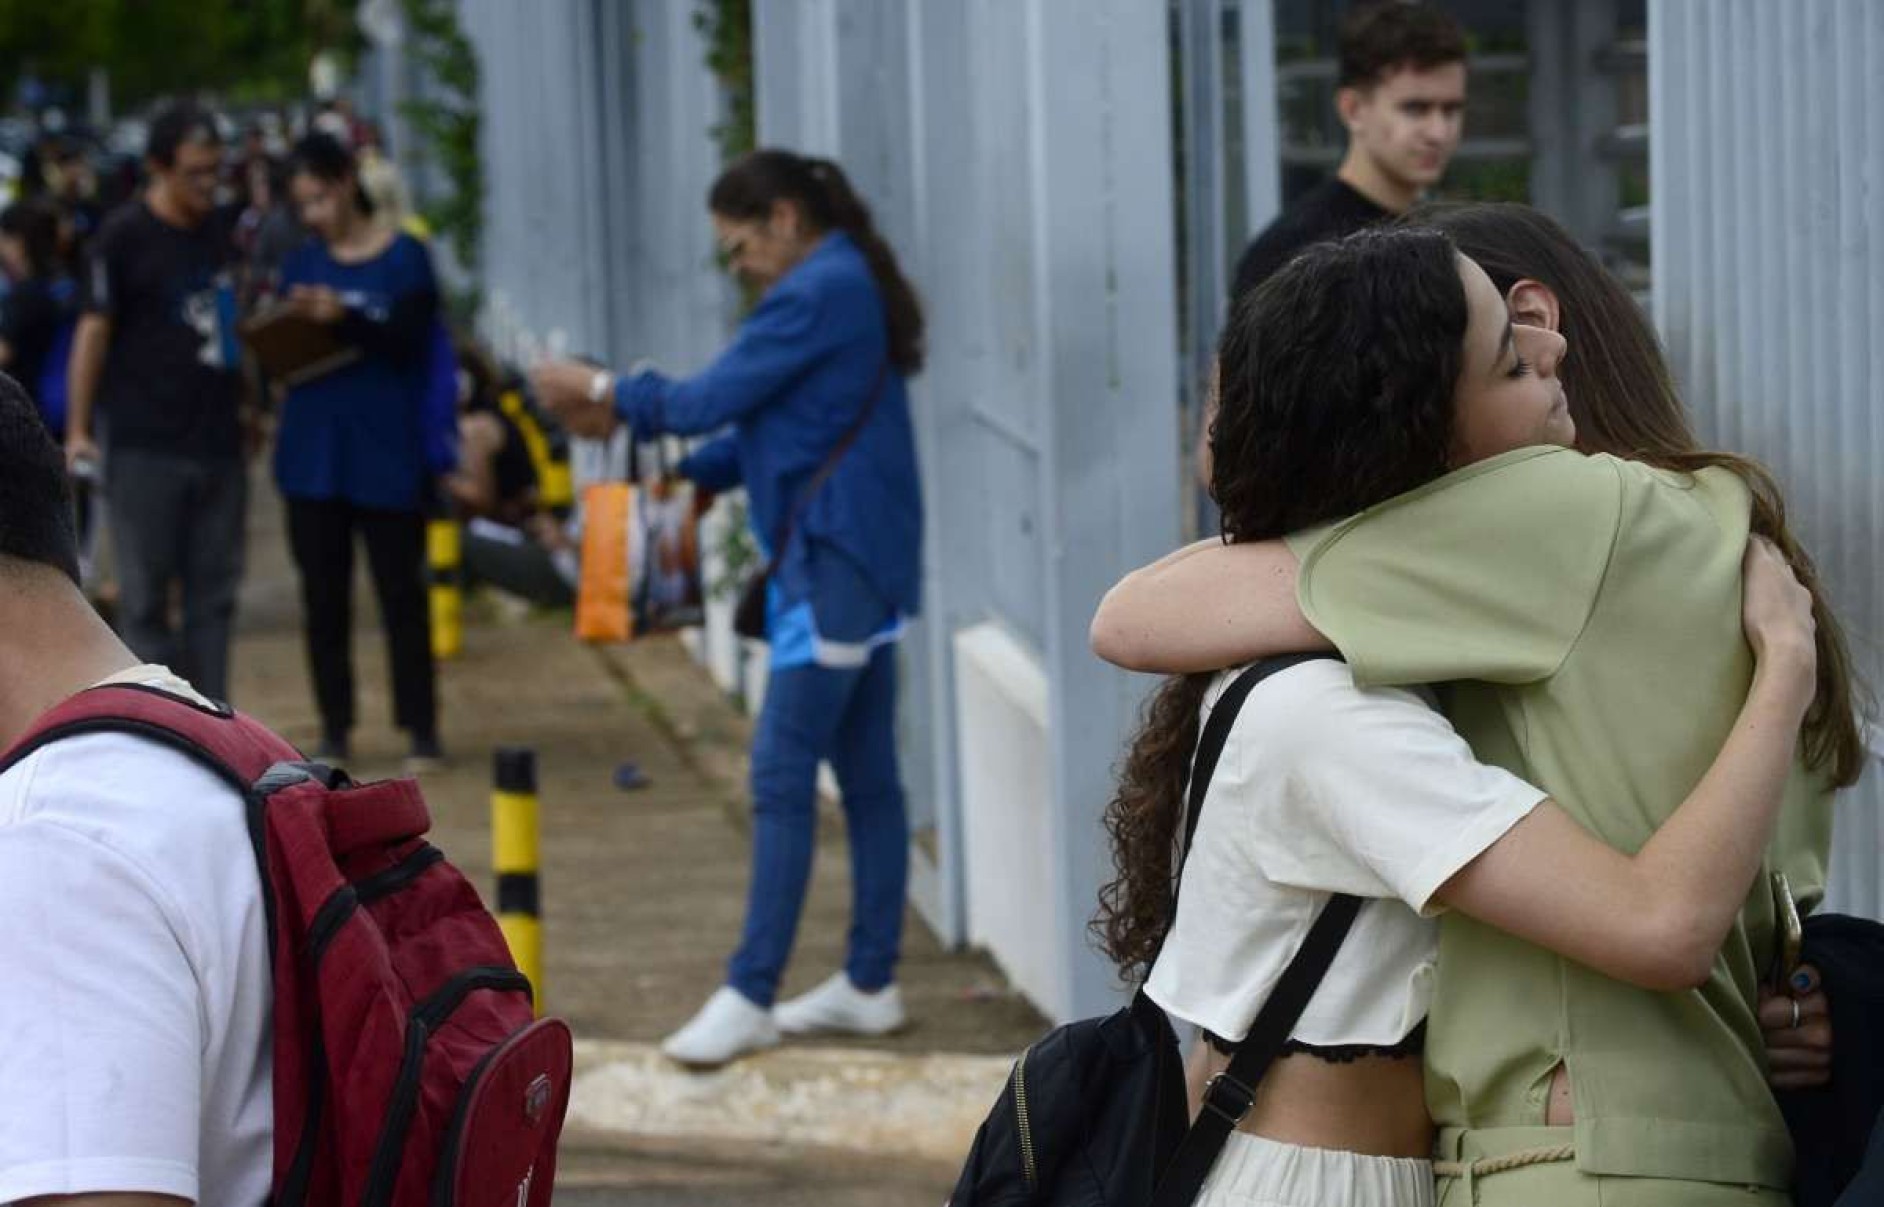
[0,94,574,773]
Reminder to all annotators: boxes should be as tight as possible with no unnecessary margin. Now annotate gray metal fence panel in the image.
[462,0,727,372]
[1651,0,1882,919]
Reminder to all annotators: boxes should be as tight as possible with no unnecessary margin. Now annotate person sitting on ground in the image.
[0,373,273,1205]
[445,339,578,609]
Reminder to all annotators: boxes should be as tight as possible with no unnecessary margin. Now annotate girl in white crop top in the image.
[1092,230,1821,1207]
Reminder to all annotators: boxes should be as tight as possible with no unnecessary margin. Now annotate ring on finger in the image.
[1790,998,1802,1029]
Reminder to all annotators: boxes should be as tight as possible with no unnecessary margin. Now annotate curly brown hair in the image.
[1095,227,1469,980]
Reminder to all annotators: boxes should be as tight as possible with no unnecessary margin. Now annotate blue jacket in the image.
[614,232,923,625]
[274,233,444,511]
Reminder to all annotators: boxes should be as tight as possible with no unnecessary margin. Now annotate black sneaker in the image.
[405,734,445,775]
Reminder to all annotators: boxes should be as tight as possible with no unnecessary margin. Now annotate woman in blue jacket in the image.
[275,133,445,769]
[536,150,925,1067]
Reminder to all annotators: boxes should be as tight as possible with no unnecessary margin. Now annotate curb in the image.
[568,1038,1013,1164]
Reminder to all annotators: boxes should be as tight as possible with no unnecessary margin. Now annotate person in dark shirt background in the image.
[64,102,250,702]
[1228,2,1468,305]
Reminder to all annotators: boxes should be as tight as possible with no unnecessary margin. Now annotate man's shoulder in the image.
[2,729,251,857]
[1232,178,1388,300]
[91,200,153,250]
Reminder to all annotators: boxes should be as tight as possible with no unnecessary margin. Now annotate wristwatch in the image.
[587,369,615,405]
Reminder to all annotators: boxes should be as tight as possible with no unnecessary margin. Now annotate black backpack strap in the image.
[1171,652,1336,922]
[1148,651,1362,1207]
[1148,893,1362,1207]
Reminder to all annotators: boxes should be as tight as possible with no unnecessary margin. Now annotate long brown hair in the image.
[1419,201,1867,787]
[1096,228,1469,979]
[709,149,925,375]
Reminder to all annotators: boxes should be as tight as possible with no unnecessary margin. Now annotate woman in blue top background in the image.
[275,132,443,769]
[535,149,925,1067]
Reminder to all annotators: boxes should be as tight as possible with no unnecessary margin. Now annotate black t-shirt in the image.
[1228,177,1393,308]
[83,200,242,459]
[1,276,70,408]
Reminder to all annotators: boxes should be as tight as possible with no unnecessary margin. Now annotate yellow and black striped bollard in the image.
[426,517,463,660]
[493,746,543,1012]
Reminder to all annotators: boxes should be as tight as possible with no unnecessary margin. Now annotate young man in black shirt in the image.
[65,103,248,701]
[1228,2,1468,305]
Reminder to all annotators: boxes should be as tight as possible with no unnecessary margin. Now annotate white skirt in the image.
[1194,1131,1435,1207]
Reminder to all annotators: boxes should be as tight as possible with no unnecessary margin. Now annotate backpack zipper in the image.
[275,1031,326,1207]
[283,843,452,1204]
[1012,1044,1038,1191]
[427,1025,519,1207]
[360,966,533,1207]
[356,843,445,902]
[306,886,358,966]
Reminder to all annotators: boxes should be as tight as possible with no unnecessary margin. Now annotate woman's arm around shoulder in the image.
[1089,538,1328,673]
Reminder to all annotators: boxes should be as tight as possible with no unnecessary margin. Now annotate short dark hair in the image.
[1338,2,1467,90]
[147,101,222,168]
[289,132,375,218]
[0,373,80,585]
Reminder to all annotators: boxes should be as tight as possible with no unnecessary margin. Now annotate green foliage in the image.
[398,0,482,282]
[0,0,362,109]
[709,496,762,602]
[693,0,755,164]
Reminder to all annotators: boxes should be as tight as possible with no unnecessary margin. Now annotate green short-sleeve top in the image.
[1288,445,1833,1189]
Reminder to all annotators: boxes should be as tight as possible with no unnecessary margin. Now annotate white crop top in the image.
[1145,659,1546,1048]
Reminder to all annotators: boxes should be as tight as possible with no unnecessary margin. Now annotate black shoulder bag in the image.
[732,361,891,641]
[949,653,1360,1207]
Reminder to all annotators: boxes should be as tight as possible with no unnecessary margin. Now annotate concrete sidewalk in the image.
[225,485,1047,1199]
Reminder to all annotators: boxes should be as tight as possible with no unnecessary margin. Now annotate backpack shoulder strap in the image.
[1149,651,1362,1207]
[1148,894,1362,1207]
[1173,652,1339,913]
[0,684,298,791]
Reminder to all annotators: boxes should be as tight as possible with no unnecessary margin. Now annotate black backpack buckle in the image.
[1201,1070,1257,1125]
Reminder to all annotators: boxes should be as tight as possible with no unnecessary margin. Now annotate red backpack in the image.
[0,685,573,1206]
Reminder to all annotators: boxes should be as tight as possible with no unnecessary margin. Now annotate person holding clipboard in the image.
[261,132,444,770]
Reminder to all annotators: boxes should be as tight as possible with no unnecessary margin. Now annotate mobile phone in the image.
[1769,871,1804,988]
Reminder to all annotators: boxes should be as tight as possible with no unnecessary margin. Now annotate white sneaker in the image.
[774,973,906,1037]
[660,986,780,1068]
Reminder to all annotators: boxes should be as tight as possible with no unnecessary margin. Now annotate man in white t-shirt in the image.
[0,375,271,1206]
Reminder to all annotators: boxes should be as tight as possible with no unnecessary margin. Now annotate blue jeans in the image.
[726,644,908,1007]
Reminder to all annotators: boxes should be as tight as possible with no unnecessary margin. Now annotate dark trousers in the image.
[105,448,248,701]
[463,524,576,608]
[284,497,438,742]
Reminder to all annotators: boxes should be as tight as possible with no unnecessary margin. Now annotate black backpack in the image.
[950,654,1360,1206]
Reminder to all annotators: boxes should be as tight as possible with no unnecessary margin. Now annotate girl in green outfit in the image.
[1093,209,1861,1205]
